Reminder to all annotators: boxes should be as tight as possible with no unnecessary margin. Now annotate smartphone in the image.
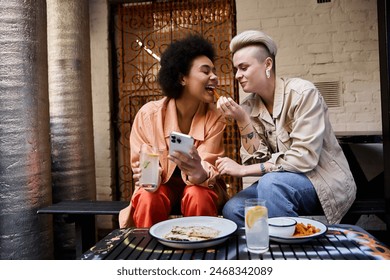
[169,131,194,156]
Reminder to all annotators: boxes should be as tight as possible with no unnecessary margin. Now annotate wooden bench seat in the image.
[37,200,129,257]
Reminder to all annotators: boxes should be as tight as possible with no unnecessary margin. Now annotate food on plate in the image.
[164,225,220,241]
[293,222,320,236]
[245,205,267,229]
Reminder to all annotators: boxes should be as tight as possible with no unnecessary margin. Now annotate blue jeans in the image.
[222,172,321,227]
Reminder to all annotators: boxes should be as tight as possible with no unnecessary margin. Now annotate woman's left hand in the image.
[168,146,208,184]
[216,156,245,177]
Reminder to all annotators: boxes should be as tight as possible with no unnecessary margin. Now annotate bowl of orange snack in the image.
[293,222,321,237]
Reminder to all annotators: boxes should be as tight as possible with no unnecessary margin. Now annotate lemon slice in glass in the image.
[246,205,267,228]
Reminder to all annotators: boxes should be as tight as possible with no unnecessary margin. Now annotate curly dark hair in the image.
[157,34,215,98]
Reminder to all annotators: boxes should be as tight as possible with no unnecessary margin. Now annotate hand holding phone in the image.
[169,131,209,184]
[169,131,194,156]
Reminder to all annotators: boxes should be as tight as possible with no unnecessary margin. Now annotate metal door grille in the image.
[112,0,241,202]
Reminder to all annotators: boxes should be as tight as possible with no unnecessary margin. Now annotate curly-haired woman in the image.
[119,35,228,228]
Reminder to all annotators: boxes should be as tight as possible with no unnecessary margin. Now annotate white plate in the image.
[269,217,327,244]
[149,216,237,249]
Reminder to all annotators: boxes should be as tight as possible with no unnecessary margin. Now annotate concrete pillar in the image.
[47,0,96,258]
[0,0,53,259]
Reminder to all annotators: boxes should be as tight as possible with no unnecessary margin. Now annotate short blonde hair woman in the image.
[216,30,356,225]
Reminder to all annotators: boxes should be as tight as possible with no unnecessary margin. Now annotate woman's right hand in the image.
[132,161,162,191]
[217,96,248,123]
[132,161,142,187]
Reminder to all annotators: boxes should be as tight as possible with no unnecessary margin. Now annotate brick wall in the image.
[236,0,381,133]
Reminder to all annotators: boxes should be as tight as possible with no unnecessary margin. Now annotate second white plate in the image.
[269,217,327,244]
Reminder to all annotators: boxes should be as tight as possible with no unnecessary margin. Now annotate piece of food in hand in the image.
[293,222,320,236]
[164,225,220,241]
[213,88,220,99]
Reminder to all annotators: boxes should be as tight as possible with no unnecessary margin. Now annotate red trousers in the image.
[130,183,218,228]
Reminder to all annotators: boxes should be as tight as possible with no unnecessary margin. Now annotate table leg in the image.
[74,215,96,258]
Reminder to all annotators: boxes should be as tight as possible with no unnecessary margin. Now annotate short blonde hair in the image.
[230,30,277,57]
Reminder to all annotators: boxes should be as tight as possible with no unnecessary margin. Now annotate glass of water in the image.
[139,144,160,192]
[245,198,269,254]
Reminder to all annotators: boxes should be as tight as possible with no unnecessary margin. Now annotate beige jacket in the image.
[240,77,356,224]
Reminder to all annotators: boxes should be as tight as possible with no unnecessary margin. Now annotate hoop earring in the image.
[266,68,271,79]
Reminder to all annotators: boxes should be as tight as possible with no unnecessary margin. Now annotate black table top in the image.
[81,225,390,260]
